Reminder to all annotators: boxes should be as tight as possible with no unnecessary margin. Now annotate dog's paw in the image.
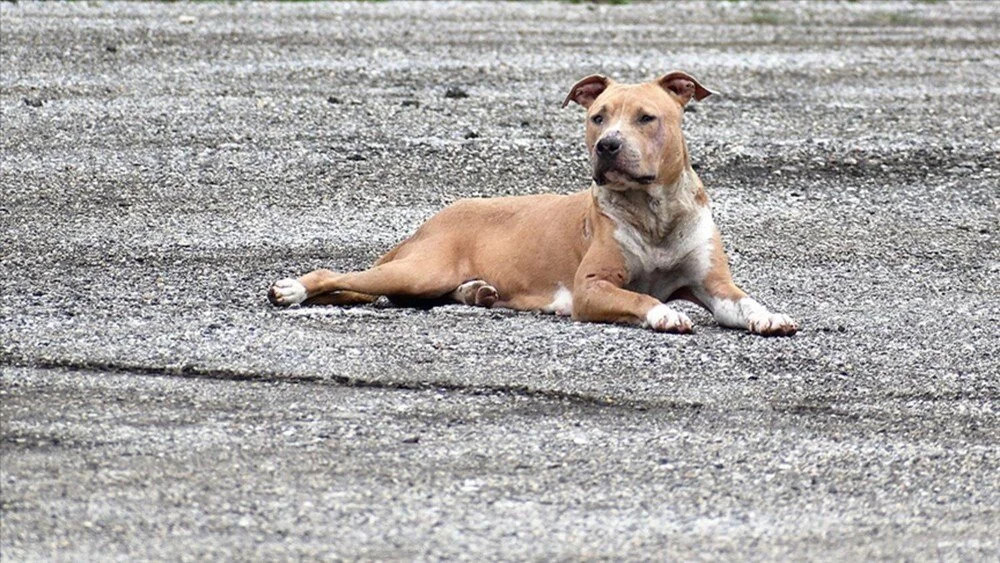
[645,304,693,334]
[474,284,499,308]
[747,312,798,336]
[268,278,307,307]
[453,280,499,308]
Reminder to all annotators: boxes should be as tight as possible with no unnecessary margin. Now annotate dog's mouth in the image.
[593,169,656,187]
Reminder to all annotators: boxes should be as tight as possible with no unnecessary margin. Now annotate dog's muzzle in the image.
[592,134,654,186]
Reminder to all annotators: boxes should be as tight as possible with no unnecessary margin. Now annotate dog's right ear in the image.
[562,74,612,109]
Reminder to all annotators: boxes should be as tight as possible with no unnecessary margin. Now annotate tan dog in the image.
[269,72,798,336]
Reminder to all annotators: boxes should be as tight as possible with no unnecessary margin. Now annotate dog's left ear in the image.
[657,71,712,106]
[562,74,612,109]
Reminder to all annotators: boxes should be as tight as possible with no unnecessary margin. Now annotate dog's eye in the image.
[591,115,604,125]
[639,114,656,124]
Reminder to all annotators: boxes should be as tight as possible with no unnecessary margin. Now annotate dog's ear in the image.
[657,71,712,106]
[562,74,612,109]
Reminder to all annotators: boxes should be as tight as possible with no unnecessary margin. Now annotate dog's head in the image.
[562,72,711,190]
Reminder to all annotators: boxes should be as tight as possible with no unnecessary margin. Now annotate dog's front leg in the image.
[694,282,798,336]
[571,247,693,333]
[691,232,798,336]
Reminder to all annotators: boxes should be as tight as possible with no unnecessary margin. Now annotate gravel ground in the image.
[2,1,998,560]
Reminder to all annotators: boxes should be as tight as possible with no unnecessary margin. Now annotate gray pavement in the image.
[2,1,999,560]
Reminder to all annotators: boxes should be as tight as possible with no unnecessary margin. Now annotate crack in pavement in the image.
[2,354,706,413]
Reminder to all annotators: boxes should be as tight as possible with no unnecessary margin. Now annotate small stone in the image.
[327,96,341,104]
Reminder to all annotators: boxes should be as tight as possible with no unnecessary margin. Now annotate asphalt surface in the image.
[2,1,999,560]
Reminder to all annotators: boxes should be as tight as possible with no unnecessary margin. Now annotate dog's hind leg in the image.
[269,256,465,308]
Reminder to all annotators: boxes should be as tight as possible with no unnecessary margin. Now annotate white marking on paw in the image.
[747,311,798,336]
[542,285,574,316]
[711,296,768,329]
[706,296,797,335]
[644,304,693,333]
[271,278,306,306]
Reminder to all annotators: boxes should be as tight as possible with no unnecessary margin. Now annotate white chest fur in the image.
[596,181,715,301]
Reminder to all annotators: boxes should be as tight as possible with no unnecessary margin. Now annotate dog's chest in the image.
[612,208,714,299]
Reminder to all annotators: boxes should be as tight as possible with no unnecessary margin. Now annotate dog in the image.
[269,72,798,336]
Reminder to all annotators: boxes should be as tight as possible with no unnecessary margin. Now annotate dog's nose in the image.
[596,137,621,157]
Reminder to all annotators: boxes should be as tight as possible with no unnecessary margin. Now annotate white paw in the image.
[268,278,307,307]
[747,312,798,336]
[645,304,693,334]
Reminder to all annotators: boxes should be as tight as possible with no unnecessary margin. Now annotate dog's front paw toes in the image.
[645,304,693,334]
[268,278,307,307]
[747,313,798,336]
